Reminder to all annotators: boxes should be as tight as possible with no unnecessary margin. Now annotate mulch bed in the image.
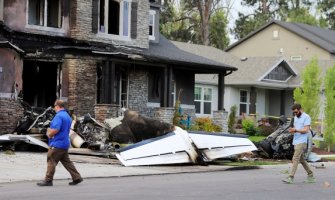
[312,147,335,155]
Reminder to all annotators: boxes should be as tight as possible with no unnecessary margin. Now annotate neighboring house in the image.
[226,20,335,61]
[193,20,335,118]
[0,0,237,134]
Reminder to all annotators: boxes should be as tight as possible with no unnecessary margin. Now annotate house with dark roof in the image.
[0,0,236,134]
[187,20,335,118]
[226,20,335,61]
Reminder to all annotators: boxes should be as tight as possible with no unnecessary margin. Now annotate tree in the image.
[317,0,335,30]
[232,0,326,40]
[324,64,335,151]
[293,57,323,130]
[160,0,231,49]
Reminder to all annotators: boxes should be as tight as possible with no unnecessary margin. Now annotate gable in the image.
[226,21,332,60]
[259,59,297,82]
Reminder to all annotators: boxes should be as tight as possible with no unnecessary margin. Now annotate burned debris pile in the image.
[1,100,259,166]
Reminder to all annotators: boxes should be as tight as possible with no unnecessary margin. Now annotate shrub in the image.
[228,105,237,133]
[189,117,222,132]
[242,117,257,136]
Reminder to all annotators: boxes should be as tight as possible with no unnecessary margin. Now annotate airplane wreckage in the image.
[1,100,258,166]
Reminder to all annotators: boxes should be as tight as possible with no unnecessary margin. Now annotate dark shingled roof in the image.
[141,35,237,73]
[226,20,335,54]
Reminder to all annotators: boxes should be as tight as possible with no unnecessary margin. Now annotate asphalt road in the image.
[1,164,334,200]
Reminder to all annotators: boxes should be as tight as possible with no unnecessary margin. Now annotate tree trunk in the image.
[196,0,212,46]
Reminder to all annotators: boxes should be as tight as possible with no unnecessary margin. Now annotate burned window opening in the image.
[28,0,62,28]
[97,61,128,106]
[22,61,60,108]
[108,1,120,35]
[148,70,161,103]
[98,0,131,37]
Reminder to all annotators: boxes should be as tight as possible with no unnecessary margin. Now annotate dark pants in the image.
[45,148,82,182]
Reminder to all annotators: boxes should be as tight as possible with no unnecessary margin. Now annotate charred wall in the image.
[66,58,97,117]
[0,99,24,134]
[128,67,148,115]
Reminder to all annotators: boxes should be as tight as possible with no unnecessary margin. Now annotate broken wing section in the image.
[188,131,257,161]
[116,128,199,166]
[0,134,49,149]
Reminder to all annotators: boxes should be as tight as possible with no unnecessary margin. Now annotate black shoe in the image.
[37,180,53,186]
[69,178,83,185]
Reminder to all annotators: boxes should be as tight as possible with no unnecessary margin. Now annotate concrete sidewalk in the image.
[1,151,331,184]
[0,151,240,183]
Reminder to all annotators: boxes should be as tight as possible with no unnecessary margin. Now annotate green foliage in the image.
[160,0,230,49]
[189,117,222,132]
[228,105,237,133]
[293,57,322,129]
[242,117,257,136]
[317,0,335,30]
[324,64,335,151]
[209,9,230,49]
[233,0,327,39]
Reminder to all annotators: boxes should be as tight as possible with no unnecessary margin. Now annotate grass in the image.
[248,135,266,143]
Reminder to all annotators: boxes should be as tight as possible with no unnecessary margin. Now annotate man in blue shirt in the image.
[282,103,315,184]
[37,100,83,186]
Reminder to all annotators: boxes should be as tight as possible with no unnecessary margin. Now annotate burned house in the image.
[0,0,236,134]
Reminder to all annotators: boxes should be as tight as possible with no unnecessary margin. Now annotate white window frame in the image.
[239,90,249,115]
[149,10,156,40]
[195,86,213,116]
[26,0,65,33]
[97,0,132,41]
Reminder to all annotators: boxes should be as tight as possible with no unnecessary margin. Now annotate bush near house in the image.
[242,117,258,136]
[189,117,222,132]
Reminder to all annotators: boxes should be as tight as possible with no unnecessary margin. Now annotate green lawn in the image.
[248,135,266,142]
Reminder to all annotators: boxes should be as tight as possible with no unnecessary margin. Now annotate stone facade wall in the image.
[127,68,148,115]
[94,104,120,122]
[66,58,97,117]
[0,98,24,134]
[70,0,149,48]
[212,110,229,133]
[151,107,175,124]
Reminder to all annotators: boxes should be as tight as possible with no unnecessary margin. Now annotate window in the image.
[28,0,62,28]
[272,30,279,39]
[99,0,131,37]
[96,61,128,106]
[264,64,291,81]
[194,87,213,115]
[239,90,248,115]
[149,10,156,40]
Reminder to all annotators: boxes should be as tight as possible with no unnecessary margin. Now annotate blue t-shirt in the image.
[292,112,311,145]
[49,109,72,149]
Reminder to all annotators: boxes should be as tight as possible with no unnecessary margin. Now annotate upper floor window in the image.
[28,0,62,28]
[99,0,131,37]
[272,30,279,39]
[149,10,156,40]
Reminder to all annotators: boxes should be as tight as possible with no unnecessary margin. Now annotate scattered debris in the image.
[256,116,321,162]
[4,101,258,166]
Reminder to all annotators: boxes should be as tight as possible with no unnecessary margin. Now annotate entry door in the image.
[22,61,60,108]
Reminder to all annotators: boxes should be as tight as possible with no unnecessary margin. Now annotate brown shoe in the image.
[37,180,53,186]
[69,178,83,185]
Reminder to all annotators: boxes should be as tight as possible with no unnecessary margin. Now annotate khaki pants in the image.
[45,148,82,182]
[289,143,313,178]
